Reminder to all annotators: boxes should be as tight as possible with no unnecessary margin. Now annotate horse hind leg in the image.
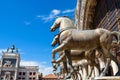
[100,33,111,76]
[64,50,75,79]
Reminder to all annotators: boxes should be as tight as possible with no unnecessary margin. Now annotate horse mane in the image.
[56,16,69,19]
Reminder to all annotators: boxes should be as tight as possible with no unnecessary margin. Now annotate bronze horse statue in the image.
[51,35,120,79]
[50,16,120,79]
[51,34,101,80]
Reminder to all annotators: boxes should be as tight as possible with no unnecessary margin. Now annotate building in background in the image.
[0,45,39,80]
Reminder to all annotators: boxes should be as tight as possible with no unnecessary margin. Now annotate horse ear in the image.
[63,15,68,17]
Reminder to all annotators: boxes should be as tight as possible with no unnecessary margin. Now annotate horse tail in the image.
[111,31,120,44]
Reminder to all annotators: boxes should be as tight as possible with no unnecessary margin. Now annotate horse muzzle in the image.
[50,28,55,32]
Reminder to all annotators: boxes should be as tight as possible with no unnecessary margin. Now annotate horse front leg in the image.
[52,43,66,63]
[51,35,59,47]
[52,36,72,63]
[56,53,66,63]
[52,63,59,75]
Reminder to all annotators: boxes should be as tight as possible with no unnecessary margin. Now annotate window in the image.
[93,0,119,30]
[19,72,22,75]
[18,77,21,79]
[33,77,35,79]
[23,72,26,75]
[11,77,13,80]
[29,77,32,80]
[22,77,25,80]
[29,72,32,75]
[33,72,36,75]
[1,77,3,80]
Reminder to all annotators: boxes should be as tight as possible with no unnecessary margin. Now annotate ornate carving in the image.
[4,72,10,80]
[4,60,12,67]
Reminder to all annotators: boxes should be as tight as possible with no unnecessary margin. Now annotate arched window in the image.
[93,0,120,31]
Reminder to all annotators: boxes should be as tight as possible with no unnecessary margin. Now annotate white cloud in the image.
[0,48,7,54]
[0,49,6,53]
[20,60,53,76]
[52,9,61,15]
[62,8,75,14]
[37,9,61,23]
[24,21,31,26]
[0,49,7,59]
[20,60,39,66]
[37,8,75,22]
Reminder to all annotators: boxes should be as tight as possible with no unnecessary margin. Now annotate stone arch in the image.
[83,0,97,29]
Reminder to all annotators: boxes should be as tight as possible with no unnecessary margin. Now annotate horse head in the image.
[50,16,62,32]
[50,16,74,32]
[111,31,120,45]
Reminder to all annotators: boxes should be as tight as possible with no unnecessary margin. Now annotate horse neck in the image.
[59,20,75,31]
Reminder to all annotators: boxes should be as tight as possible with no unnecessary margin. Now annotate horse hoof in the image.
[86,76,90,80]
[100,72,105,76]
[65,74,71,79]
[53,70,56,75]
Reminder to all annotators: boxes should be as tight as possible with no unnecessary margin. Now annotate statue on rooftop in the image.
[7,47,9,52]
[11,45,15,53]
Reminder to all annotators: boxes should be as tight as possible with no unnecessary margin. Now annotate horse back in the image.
[71,29,100,41]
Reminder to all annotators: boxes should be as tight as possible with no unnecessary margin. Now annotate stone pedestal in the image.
[91,76,120,80]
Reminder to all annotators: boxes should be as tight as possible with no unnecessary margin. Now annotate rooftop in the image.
[43,74,58,79]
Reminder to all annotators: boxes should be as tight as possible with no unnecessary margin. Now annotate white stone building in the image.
[0,45,39,80]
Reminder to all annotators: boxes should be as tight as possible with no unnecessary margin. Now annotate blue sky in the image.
[0,0,76,75]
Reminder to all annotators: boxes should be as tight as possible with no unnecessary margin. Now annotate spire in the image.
[11,44,15,53]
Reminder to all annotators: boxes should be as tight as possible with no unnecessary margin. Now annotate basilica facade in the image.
[0,45,39,80]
